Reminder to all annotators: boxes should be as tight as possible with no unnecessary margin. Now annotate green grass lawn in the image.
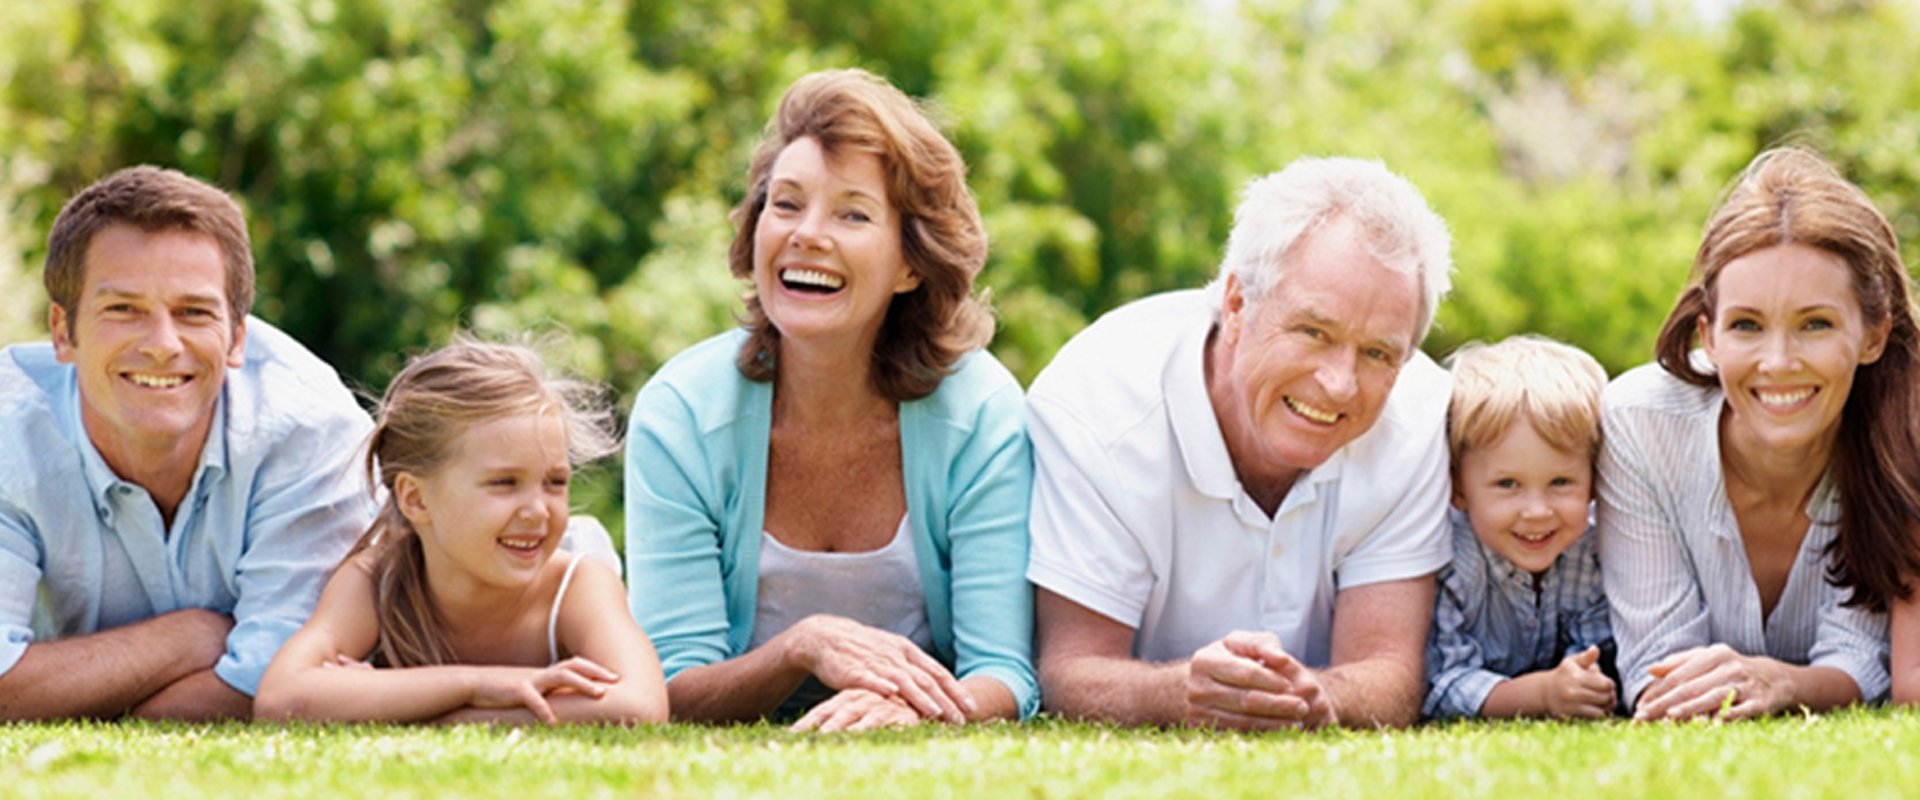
[5,710,1917,798]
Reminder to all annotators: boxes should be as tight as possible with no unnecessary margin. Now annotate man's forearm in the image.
[1041,654,1189,726]
[131,668,252,721]
[1319,657,1424,728]
[0,609,231,720]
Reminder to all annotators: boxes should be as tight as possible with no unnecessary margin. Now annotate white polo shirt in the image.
[1026,290,1452,666]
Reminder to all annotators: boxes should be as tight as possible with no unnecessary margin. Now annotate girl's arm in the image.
[254,562,611,724]
[452,558,668,725]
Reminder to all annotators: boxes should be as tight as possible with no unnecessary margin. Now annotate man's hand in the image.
[1184,631,1337,730]
[1543,646,1616,720]
[0,608,235,721]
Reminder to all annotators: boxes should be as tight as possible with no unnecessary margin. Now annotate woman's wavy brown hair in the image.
[1653,147,1920,612]
[728,68,993,401]
[347,337,620,666]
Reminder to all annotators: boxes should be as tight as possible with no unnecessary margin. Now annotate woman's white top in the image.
[1596,363,1889,709]
[748,515,934,711]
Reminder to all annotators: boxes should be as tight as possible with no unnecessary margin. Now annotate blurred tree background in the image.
[4,0,1918,535]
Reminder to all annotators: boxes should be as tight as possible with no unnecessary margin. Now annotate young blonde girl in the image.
[256,340,667,724]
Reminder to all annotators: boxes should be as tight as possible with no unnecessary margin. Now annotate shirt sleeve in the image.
[1596,404,1711,711]
[0,505,42,678]
[1023,394,1155,629]
[1809,582,1891,702]
[941,379,1040,719]
[217,407,375,696]
[624,379,734,680]
[1334,412,1452,589]
[1423,560,1503,719]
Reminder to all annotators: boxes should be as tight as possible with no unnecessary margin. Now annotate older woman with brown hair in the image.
[1599,147,1920,721]
[624,69,1036,730]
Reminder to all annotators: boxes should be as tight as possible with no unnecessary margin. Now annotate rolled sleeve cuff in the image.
[1815,651,1890,704]
[215,618,302,697]
[0,627,30,678]
[1425,668,1506,720]
[964,664,1041,720]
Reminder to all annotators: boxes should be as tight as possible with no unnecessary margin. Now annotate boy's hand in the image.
[1545,645,1617,719]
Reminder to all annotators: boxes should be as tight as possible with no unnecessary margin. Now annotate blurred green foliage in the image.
[4,0,1919,533]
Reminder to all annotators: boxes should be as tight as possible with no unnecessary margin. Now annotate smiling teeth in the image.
[1514,531,1553,543]
[499,538,542,551]
[1285,396,1339,425]
[782,268,845,290]
[1757,388,1815,407]
[129,374,185,389]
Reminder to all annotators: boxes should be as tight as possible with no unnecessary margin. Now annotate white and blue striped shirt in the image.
[1424,508,1613,719]
[1595,363,1889,709]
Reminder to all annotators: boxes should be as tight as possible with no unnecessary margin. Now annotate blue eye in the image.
[1804,318,1833,331]
[1728,319,1760,332]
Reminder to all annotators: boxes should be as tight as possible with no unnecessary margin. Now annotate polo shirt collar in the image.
[1165,316,1345,507]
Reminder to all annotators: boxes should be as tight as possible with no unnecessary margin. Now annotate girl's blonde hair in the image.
[348,337,620,666]
[1446,335,1608,467]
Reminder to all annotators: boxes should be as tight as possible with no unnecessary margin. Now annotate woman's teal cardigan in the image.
[624,329,1039,719]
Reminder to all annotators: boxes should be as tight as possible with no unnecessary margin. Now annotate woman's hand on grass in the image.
[791,688,924,732]
[1636,644,1788,721]
[781,615,972,724]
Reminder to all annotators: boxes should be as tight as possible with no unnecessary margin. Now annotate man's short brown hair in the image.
[44,165,253,325]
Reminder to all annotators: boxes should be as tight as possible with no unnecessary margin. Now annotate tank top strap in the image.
[547,553,588,665]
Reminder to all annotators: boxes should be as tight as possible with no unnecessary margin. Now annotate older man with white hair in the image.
[1027,157,1455,729]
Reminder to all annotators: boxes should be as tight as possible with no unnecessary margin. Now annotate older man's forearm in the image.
[1040,654,1190,725]
[1319,657,1426,727]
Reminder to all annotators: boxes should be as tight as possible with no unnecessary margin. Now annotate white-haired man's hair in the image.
[1207,156,1454,349]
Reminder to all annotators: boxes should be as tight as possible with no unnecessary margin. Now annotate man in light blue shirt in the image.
[0,166,374,720]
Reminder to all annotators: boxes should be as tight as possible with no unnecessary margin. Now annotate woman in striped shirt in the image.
[1597,147,1920,721]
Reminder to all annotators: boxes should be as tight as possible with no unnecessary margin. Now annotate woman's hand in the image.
[465,657,621,724]
[791,688,924,732]
[781,615,973,723]
[1635,644,1791,721]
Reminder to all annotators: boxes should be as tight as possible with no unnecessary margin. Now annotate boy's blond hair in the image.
[1445,335,1607,469]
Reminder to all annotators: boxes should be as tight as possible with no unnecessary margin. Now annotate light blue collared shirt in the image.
[0,317,375,696]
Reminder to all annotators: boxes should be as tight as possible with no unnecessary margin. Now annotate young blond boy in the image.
[1423,335,1617,720]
